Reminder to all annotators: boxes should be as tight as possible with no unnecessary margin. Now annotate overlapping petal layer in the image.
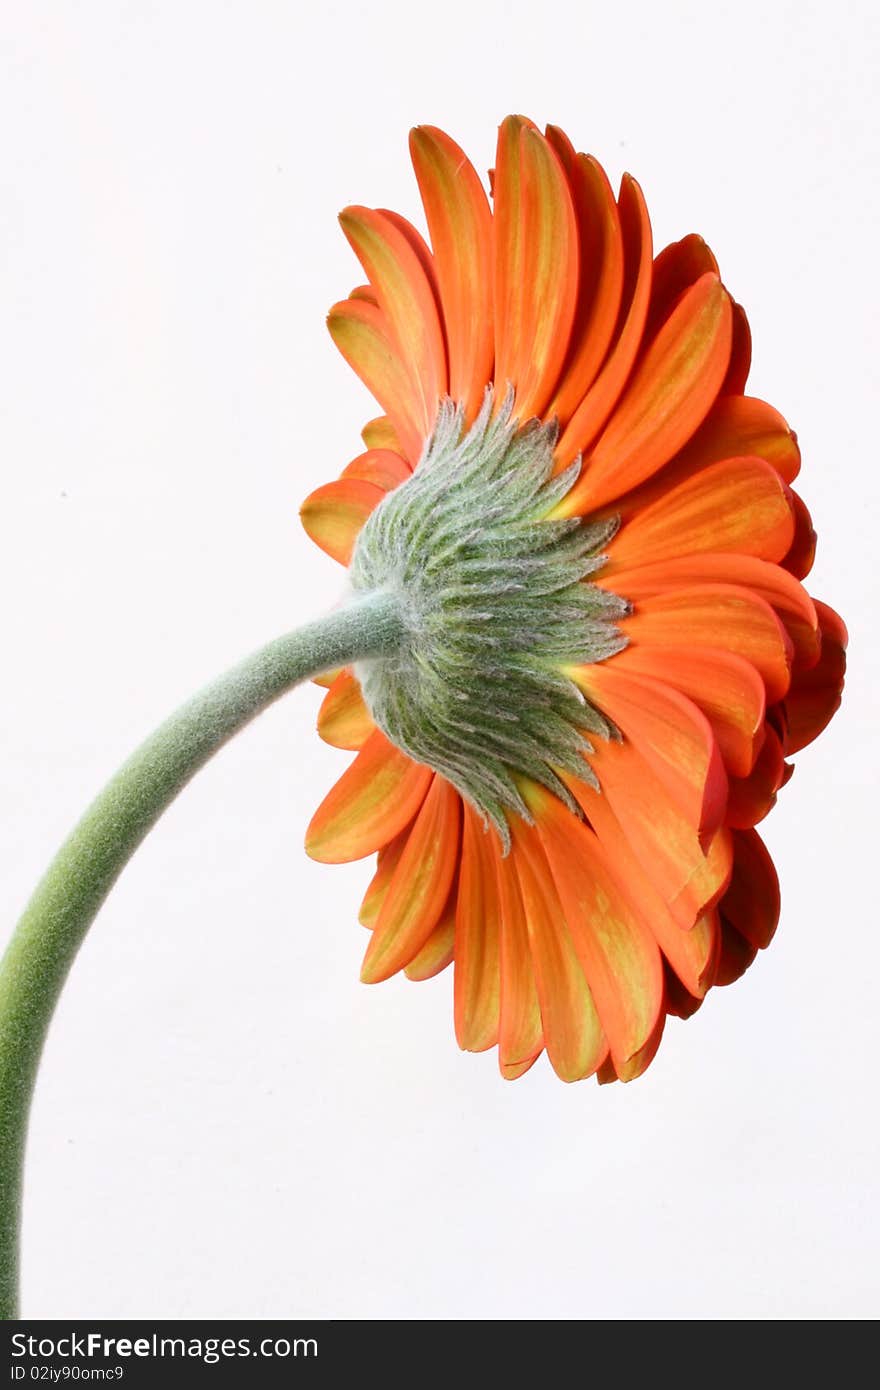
[301,118,845,1082]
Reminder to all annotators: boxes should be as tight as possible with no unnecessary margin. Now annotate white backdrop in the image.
[1,0,876,1320]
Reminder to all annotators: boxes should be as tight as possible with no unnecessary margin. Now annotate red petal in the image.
[781,599,847,753]
[725,724,785,828]
[719,829,780,951]
[714,922,758,987]
[722,301,752,394]
[664,952,714,1018]
[780,489,817,579]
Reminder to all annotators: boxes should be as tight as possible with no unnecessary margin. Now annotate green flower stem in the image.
[0,590,403,1319]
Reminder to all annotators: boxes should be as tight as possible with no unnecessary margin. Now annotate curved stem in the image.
[0,591,403,1318]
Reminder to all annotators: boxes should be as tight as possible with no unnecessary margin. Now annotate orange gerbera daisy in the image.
[300,116,846,1083]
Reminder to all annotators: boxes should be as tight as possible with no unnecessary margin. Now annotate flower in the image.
[299,116,846,1083]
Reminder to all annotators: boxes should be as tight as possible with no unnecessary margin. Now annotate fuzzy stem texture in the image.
[0,592,403,1319]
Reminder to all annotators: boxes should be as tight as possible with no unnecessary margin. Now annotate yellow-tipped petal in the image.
[317,670,375,751]
[361,778,461,983]
[306,733,432,864]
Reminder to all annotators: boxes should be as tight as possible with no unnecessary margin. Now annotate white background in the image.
[1,0,877,1320]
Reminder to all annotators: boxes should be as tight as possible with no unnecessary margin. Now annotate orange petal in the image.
[620,584,793,703]
[495,845,544,1080]
[410,125,494,424]
[582,740,732,929]
[328,298,426,464]
[670,394,801,484]
[604,457,795,574]
[725,724,784,828]
[606,554,820,672]
[643,234,719,341]
[317,670,375,751]
[404,893,457,981]
[361,778,461,982]
[454,805,502,1052]
[510,818,607,1082]
[512,127,579,418]
[530,788,663,1070]
[349,283,378,304]
[555,173,653,467]
[560,273,733,514]
[492,115,534,405]
[597,1011,667,1084]
[605,644,766,778]
[781,599,847,754]
[604,421,800,529]
[359,832,409,927]
[498,1055,541,1082]
[545,134,624,424]
[574,664,727,836]
[339,206,447,444]
[299,476,384,565]
[492,124,578,418]
[342,447,411,491]
[578,773,719,998]
[306,733,433,864]
[719,828,780,952]
[360,415,405,455]
[379,207,443,307]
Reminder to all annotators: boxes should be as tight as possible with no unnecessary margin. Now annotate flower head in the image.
[300,116,846,1083]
